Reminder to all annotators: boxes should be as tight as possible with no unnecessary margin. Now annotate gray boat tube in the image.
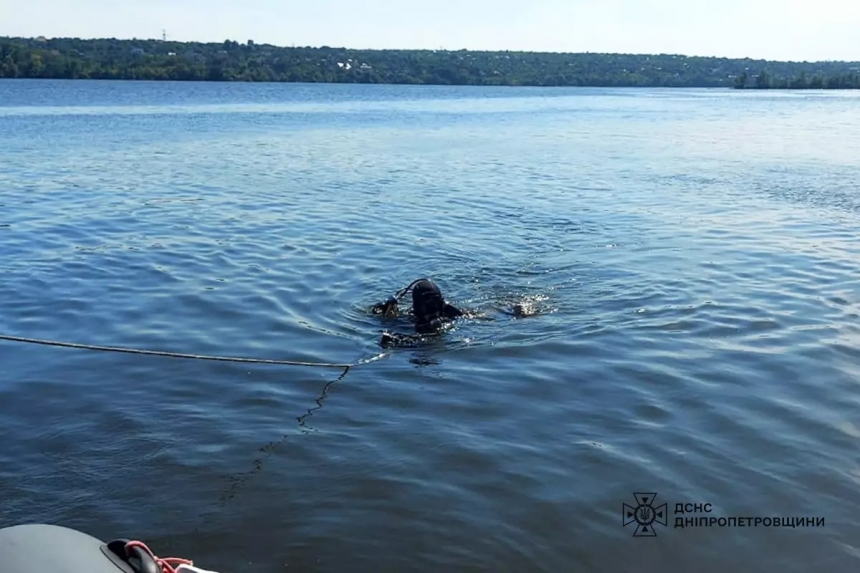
[0,523,188,573]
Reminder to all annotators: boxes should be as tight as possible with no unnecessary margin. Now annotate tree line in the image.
[733,69,860,89]
[1,36,859,89]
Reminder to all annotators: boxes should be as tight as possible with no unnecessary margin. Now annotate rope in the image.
[0,334,354,370]
[125,540,194,573]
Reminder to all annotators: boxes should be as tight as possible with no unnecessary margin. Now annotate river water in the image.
[1,79,859,572]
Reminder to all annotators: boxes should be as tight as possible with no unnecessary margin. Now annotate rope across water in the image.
[0,334,359,372]
[0,282,421,370]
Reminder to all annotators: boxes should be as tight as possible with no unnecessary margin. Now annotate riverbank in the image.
[2,36,860,89]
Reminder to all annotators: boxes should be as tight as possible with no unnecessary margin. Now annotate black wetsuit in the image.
[411,279,464,333]
[375,278,463,347]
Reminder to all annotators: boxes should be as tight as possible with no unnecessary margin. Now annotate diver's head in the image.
[412,279,445,327]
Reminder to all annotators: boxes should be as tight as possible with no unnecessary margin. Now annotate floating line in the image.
[0,334,355,370]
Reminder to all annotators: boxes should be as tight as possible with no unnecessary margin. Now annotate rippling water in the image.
[2,79,860,572]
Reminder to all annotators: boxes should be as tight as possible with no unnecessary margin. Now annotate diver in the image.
[371,278,464,347]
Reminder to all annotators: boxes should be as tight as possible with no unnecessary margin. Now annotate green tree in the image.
[790,72,808,89]
[28,53,45,76]
[0,36,858,89]
[0,54,18,77]
[826,75,843,89]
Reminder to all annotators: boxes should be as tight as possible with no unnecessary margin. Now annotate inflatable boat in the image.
[0,523,216,573]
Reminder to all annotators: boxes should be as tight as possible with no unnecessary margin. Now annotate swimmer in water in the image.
[371,278,464,347]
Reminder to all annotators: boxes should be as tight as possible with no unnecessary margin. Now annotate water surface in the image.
[1,79,860,572]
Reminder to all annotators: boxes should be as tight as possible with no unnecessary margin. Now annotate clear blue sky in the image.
[1,0,858,62]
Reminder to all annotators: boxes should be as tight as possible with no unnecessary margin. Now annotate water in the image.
[1,79,860,572]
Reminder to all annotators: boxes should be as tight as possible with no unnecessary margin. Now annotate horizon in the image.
[1,0,858,63]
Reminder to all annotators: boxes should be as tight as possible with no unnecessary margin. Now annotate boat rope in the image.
[0,334,359,374]
[124,540,201,573]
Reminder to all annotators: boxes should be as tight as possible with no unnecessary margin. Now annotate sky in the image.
[1,0,859,62]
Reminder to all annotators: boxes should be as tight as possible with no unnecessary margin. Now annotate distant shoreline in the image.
[2,37,859,90]
[4,77,858,92]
